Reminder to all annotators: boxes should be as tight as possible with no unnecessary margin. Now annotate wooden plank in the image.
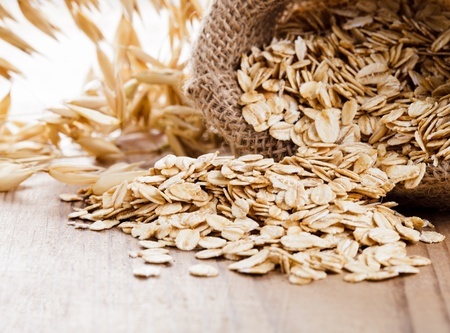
[1,174,449,333]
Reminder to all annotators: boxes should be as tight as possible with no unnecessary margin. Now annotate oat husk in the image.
[186,0,450,208]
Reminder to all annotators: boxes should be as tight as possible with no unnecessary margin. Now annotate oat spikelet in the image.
[0,3,15,21]
[0,26,37,54]
[69,5,104,44]
[48,164,103,185]
[64,103,120,126]
[0,57,22,80]
[96,47,116,90]
[18,0,61,39]
[0,161,35,191]
[1,0,217,189]
[0,90,11,118]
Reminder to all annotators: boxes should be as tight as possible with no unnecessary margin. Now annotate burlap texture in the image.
[186,0,450,208]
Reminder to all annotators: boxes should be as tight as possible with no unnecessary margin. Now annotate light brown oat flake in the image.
[420,231,446,244]
[288,274,313,286]
[198,236,227,249]
[139,240,166,249]
[189,264,219,277]
[59,193,83,202]
[231,198,250,218]
[133,265,161,278]
[175,229,201,251]
[228,249,270,271]
[368,228,401,244]
[238,261,276,275]
[142,253,174,265]
[89,219,120,231]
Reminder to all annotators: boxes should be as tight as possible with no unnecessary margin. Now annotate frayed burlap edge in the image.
[186,0,450,207]
[186,0,297,159]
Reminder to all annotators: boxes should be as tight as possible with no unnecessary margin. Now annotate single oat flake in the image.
[189,264,219,277]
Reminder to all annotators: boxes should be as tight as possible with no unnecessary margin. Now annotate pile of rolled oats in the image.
[238,0,450,173]
[64,149,444,284]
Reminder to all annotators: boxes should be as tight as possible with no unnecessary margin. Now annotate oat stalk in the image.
[0,0,220,190]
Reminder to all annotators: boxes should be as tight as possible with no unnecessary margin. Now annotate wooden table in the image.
[1,173,450,333]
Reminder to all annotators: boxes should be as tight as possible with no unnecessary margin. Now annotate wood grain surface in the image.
[1,174,449,333]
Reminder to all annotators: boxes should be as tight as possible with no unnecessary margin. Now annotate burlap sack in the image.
[186,0,450,207]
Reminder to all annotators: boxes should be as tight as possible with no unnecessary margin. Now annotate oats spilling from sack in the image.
[64,150,444,285]
[238,0,450,178]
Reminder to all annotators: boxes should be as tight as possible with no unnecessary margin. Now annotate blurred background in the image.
[0,1,169,119]
[0,0,219,184]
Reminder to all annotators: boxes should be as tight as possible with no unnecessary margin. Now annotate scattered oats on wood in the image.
[63,150,445,285]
